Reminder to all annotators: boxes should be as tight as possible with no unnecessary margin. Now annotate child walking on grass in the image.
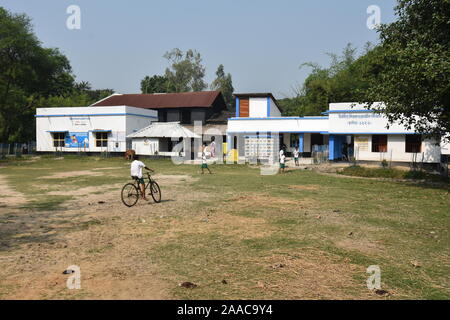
[294,146,300,166]
[279,149,286,173]
[201,144,212,174]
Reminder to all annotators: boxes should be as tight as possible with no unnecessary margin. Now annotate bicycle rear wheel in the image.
[121,183,139,207]
[150,181,161,203]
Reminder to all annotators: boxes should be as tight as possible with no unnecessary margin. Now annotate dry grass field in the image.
[0,156,448,299]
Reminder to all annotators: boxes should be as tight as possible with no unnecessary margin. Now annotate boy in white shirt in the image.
[130,154,153,200]
[293,146,300,166]
[201,144,212,174]
[209,136,216,158]
[279,149,286,173]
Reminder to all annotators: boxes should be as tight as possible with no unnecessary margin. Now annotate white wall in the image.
[329,102,418,134]
[269,98,281,117]
[133,137,189,157]
[354,134,441,163]
[245,97,281,118]
[133,138,159,155]
[249,98,268,117]
[36,106,157,152]
[441,139,450,155]
[227,117,329,134]
[304,133,311,152]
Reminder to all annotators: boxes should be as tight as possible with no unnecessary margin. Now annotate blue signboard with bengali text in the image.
[65,132,89,148]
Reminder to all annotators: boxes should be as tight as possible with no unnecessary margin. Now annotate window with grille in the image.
[405,135,422,153]
[372,135,388,152]
[52,132,66,147]
[95,132,108,147]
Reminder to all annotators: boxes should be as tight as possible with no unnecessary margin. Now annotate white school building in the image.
[227,94,444,164]
[35,92,447,164]
[36,106,157,153]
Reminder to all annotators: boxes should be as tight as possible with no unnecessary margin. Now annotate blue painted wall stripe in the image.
[329,135,335,160]
[299,133,304,152]
[323,110,376,114]
[267,97,271,117]
[35,113,157,119]
[235,97,240,118]
[228,117,328,120]
[329,132,422,135]
[227,131,329,134]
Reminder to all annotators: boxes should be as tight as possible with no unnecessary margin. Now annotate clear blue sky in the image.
[1,0,398,98]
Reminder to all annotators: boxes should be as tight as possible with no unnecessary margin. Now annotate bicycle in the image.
[121,170,161,207]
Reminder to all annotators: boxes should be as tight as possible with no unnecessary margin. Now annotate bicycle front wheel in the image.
[150,181,161,203]
[121,183,139,207]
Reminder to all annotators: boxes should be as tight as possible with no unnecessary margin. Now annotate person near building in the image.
[201,144,212,174]
[279,149,286,173]
[293,146,300,166]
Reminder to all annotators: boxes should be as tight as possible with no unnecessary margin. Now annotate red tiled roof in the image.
[92,91,223,109]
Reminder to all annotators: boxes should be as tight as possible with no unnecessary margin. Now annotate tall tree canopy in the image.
[279,43,373,116]
[140,75,169,94]
[362,0,450,141]
[0,7,74,142]
[0,7,113,143]
[163,48,207,92]
[210,64,234,111]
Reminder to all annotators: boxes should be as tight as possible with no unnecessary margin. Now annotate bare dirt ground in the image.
[0,169,374,300]
[2,163,442,300]
[0,172,202,299]
[0,175,26,207]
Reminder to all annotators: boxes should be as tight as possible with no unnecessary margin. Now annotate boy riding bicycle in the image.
[130,154,153,201]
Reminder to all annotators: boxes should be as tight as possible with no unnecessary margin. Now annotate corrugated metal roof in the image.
[93,91,222,109]
[183,124,228,135]
[127,122,200,139]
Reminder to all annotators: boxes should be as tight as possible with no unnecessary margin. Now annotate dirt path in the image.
[0,169,399,300]
[0,174,27,209]
[0,174,200,299]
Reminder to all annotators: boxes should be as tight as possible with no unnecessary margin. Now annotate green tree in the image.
[279,43,372,117]
[163,48,207,92]
[74,81,92,92]
[363,0,450,141]
[0,7,113,142]
[0,7,75,142]
[73,81,114,102]
[140,75,169,94]
[84,88,114,103]
[210,64,234,110]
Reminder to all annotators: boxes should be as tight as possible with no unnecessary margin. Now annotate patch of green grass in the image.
[21,196,73,211]
[272,218,301,226]
[77,219,103,230]
[241,236,309,251]
[150,232,293,299]
[339,165,449,183]
[86,244,114,254]
[230,210,259,218]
